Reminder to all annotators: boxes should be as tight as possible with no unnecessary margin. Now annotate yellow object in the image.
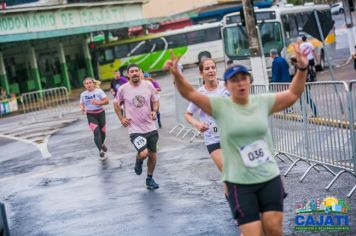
[325,32,336,45]
[99,59,122,81]
[322,197,338,207]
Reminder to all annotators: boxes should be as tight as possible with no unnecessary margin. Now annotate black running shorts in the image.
[308,59,315,67]
[206,143,221,154]
[225,175,287,225]
[130,130,159,153]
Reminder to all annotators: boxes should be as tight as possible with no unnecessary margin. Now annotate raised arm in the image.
[165,50,212,116]
[272,44,309,113]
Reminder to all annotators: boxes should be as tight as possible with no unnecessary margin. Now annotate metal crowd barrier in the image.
[0,201,10,236]
[170,83,273,142]
[20,87,71,120]
[250,81,356,198]
[169,85,202,142]
[250,84,268,94]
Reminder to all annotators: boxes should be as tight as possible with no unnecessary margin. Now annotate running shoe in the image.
[99,151,106,161]
[146,177,159,190]
[134,158,143,175]
[102,144,108,152]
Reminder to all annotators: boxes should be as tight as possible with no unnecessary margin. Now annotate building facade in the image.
[0,0,146,94]
[143,0,220,18]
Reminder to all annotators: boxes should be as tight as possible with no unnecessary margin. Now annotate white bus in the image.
[222,4,336,75]
[96,22,225,80]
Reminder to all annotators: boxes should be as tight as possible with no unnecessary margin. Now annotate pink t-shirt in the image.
[115,80,158,134]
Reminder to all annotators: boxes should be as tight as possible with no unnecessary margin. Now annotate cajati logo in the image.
[294,197,351,231]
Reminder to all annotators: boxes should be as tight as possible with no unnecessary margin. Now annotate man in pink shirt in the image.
[113,64,160,190]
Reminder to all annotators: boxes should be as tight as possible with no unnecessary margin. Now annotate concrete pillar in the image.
[29,47,42,91]
[0,52,9,94]
[59,42,71,91]
[83,38,94,78]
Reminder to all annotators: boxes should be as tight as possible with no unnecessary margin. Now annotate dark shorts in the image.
[206,143,221,154]
[130,130,159,153]
[308,59,315,67]
[225,175,287,225]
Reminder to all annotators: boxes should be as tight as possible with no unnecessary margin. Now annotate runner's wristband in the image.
[297,66,308,71]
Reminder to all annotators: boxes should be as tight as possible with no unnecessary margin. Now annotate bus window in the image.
[302,12,310,25]
[259,22,283,55]
[205,27,221,41]
[98,48,114,64]
[281,15,290,38]
[296,14,304,31]
[187,30,206,45]
[129,41,151,56]
[150,38,166,52]
[166,34,187,48]
[114,44,129,58]
[223,26,249,58]
[288,14,299,38]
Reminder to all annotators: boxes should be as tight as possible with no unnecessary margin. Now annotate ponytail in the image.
[83,77,101,89]
[92,78,101,89]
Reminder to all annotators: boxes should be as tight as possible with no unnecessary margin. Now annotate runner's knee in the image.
[262,212,282,236]
[263,223,282,236]
[88,122,98,132]
[138,149,149,159]
[93,127,101,135]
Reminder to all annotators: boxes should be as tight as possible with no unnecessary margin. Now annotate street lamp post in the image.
[242,0,269,85]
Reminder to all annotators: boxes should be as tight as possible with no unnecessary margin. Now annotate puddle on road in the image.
[38,177,72,187]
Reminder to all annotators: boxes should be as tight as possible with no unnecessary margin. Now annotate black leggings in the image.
[87,111,106,151]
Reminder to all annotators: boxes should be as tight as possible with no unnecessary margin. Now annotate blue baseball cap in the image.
[143,72,150,77]
[223,65,250,81]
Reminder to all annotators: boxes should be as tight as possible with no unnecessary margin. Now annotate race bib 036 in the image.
[239,140,272,168]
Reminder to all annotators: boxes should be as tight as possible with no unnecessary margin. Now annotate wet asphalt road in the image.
[1,68,355,235]
[1,14,356,235]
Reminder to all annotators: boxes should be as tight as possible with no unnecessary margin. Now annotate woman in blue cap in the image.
[165,45,309,236]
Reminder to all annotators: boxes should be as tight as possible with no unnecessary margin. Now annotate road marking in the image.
[0,133,52,158]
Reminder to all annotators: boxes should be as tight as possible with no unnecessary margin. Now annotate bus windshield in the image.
[223,22,283,59]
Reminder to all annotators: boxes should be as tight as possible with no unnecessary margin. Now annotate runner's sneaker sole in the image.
[146,185,159,190]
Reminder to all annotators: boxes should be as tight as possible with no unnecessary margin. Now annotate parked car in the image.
[331,2,344,14]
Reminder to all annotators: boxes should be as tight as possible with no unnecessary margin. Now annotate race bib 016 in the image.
[239,140,272,168]
[133,136,147,150]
